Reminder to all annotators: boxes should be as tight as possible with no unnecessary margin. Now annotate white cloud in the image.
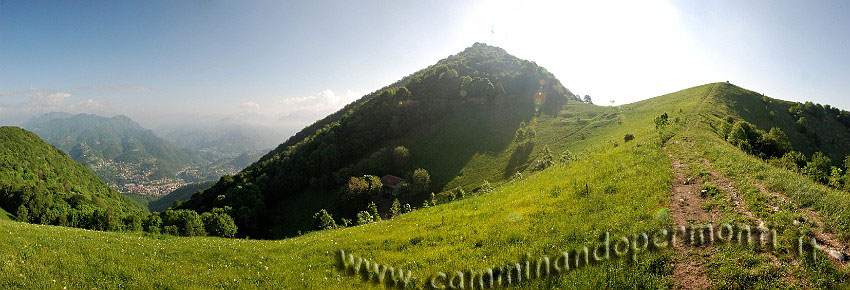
[80,99,104,110]
[72,84,154,94]
[239,101,261,111]
[277,89,361,113]
[0,88,118,125]
[28,90,71,107]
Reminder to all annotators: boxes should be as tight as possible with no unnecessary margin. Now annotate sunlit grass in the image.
[2,82,848,288]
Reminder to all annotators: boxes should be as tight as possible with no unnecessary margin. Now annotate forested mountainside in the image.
[0,126,144,229]
[181,43,579,238]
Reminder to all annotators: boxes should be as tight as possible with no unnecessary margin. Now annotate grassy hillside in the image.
[2,83,849,288]
[0,207,11,221]
[0,117,675,288]
[708,84,850,164]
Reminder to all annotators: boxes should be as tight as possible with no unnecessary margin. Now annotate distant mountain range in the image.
[21,112,270,199]
[23,113,202,187]
[156,119,282,159]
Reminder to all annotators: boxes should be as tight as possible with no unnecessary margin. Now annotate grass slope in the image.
[0,207,11,221]
[2,83,848,288]
[708,84,850,164]
[0,137,673,288]
[0,82,700,288]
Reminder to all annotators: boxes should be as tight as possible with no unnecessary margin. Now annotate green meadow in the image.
[1,82,848,288]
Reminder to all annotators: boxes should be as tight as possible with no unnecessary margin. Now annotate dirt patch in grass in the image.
[668,154,715,289]
[752,180,849,266]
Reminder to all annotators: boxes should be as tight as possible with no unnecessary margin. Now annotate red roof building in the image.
[381,175,406,195]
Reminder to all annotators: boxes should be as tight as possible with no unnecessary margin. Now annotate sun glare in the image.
[458,0,722,104]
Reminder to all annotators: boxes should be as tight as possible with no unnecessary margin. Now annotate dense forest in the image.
[0,127,237,238]
[180,43,579,238]
[0,126,143,228]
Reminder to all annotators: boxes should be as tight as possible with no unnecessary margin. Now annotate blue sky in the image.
[1,0,848,132]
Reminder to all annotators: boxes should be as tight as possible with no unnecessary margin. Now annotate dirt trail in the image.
[752,181,849,265]
[703,160,759,222]
[706,156,847,265]
[667,152,714,290]
[704,162,784,268]
[703,157,848,271]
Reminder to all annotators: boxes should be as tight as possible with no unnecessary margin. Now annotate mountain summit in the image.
[181,43,579,238]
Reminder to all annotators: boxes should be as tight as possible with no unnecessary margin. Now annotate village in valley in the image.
[93,160,238,197]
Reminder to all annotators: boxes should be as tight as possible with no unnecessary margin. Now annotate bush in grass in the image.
[718,121,732,140]
[144,214,162,234]
[410,168,431,196]
[340,218,352,227]
[762,127,792,157]
[624,133,635,142]
[771,151,807,171]
[367,202,381,221]
[202,209,238,238]
[530,145,555,171]
[727,121,758,153]
[727,120,791,159]
[828,167,844,189]
[515,121,537,142]
[559,150,574,163]
[388,199,401,219]
[700,182,720,198]
[123,214,143,232]
[481,180,494,194]
[804,152,832,183]
[454,187,466,199]
[163,225,179,236]
[15,205,28,223]
[355,211,373,225]
[161,209,206,237]
[654,113,670,129]
[313,209,337,230]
